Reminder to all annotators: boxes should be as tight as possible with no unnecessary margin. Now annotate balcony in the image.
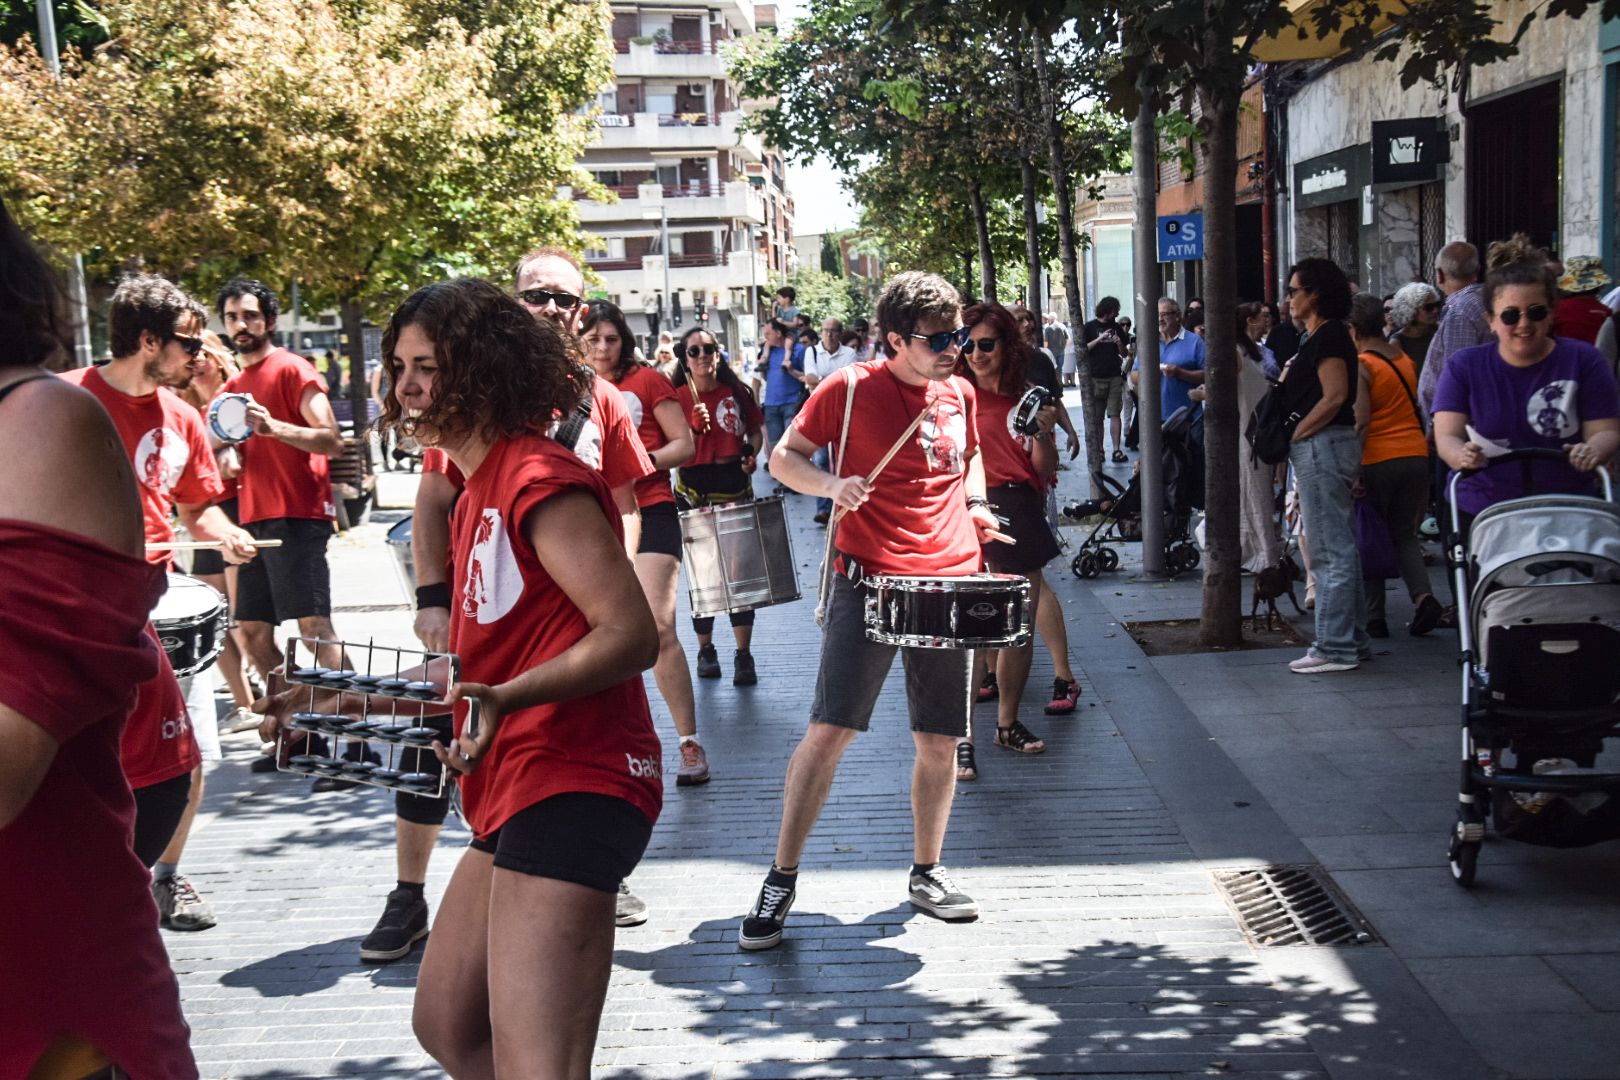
[569,180,766,226]
[587,250,769,293]
[613,37,728,79]
[590,110,765,161]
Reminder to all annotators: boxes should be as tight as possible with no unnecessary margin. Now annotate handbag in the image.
[1245,380,1305,466]
[1354,495,1399,581]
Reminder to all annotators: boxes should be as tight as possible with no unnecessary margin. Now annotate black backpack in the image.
[1245,375,1312,466]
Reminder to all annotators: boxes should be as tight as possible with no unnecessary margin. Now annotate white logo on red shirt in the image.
[919,404,967,474]
[462,508,523,624]
[625,753,662,779]
[134,427,190,495]
[716,397,743,436]
[621,390,645,429]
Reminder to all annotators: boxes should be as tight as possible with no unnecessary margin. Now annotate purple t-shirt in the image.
[1432,337,1620,514]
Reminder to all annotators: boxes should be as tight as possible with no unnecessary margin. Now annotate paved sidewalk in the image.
[165,412,1620,1079]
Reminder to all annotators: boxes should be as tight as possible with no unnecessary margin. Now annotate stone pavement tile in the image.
[1544,953,1620,1011]
[1406,955,1593,1014]
[1459,1014,1620,1080]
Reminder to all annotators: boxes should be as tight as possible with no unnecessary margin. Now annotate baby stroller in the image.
[1066,405,1203,579]
[1447,448,1620,886]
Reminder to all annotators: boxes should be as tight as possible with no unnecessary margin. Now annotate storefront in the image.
[1370,117,1448,291]
[1293,144,1367,286]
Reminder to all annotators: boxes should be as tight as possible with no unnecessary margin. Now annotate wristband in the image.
[416,582,451,610]
[966,495,991,510]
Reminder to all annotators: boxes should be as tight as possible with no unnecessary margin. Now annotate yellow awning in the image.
[1245,0,1399,61]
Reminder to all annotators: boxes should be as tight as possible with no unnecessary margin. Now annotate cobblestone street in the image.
[167,409,1620,1079]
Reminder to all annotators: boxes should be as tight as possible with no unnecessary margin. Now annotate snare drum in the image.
[863,573,1030,649]
[386,515,415,600]
[679,495,801,618]
[151,572,227,676]
[207,392,255,443]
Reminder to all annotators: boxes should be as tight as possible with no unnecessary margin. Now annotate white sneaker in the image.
[1289,651,1358,674]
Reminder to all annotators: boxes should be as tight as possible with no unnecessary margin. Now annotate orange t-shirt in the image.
[1358,350,1429,465]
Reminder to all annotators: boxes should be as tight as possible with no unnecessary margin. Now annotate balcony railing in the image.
[664,183,718,198]
[585,256,644,271]
[573,184,643,200]
[657,113,718,127]
[654,39,721,53]
[669,253,724,268]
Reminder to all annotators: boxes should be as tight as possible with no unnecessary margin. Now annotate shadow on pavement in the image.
[219,937,424,997]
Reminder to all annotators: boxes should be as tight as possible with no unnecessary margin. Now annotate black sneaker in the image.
[1409,593,1443,637]
[695,643,721,679]
[359,887,429,962]
[733,649,757,687]
[908,865,978,920]
[739,869,797,951]
[249,754,280,774]
[616,882,649,927]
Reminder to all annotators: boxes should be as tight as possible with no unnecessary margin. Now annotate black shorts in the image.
[234,517,334,625]
[190,497,240,576]
[395,713,454,826]
[132,772,192,868]
[468,792,652,893]
[637,501,682,558]
[984,483,1062,573]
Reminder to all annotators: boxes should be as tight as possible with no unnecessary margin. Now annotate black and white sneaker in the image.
[908,865,978,920]
[616,882,649,927]
[738,869,797,951]
[359,886,429,962]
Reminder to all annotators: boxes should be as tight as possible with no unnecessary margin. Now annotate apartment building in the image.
[570,0,796,353]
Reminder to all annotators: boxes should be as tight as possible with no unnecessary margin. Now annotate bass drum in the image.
[862,573,1030,649]
[151,572,227,676]
[679,495,801,618]
[386,515,415,602]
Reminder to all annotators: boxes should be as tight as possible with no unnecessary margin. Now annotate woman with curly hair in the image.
[578,300,712,785]
[375,278,663,1078]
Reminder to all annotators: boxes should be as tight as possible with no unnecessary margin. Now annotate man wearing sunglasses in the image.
[738,271,1006,952]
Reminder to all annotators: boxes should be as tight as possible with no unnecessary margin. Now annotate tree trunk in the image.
[1032,30,1094,490]
[1195,70,1243,648]
[1132,79,1166,576]
[341,296,372,465]
[967,178,997,303]
[1012,45,1042,328]
[963,249,975,303]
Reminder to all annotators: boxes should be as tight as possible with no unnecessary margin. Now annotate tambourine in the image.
[208,392,255,443]
[1011,385,1054,436]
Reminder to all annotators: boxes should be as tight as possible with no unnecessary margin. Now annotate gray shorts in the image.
[810,570,973,738]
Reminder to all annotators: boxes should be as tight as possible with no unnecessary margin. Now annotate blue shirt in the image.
[763,344,805,407]
[1135,329,1206,419]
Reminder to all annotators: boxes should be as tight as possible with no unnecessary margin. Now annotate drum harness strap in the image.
[813,371,962,627]
[553,366,596,453]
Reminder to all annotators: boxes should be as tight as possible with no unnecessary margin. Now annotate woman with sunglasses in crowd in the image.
[372,279,661,1078]
[578,300,713,786]
[1389,282,1443,381]
[670,326,766,686]
[1433,235,1620,529]
[952,302,1063,780]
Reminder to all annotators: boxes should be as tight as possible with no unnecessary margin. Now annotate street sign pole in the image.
[1133,88,1166,577]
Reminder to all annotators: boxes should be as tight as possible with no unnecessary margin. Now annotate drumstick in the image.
[146,539,284,551]
[827,408,932,530]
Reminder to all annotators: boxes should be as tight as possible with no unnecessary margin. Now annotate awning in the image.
[1246,0,1397,61]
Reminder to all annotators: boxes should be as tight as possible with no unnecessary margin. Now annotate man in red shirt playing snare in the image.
[217,277,346,682]
[738,272,1009,951]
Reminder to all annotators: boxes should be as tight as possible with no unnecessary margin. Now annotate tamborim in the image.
[208,392,255,443]
[386,515,415,601]
[862,573,1030,649]
[151,572,227,676]
[679,495,800,618]
[1011,385,1053,437]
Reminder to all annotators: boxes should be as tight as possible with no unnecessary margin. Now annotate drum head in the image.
[151,572,226,624]
[208,393,254,443]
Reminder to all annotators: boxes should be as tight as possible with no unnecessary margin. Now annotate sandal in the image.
[995,720,1046,754]
[975,673,999,703]
[956,740,978,781]
[1044,677,1081,715]
[1111,450,1128,463]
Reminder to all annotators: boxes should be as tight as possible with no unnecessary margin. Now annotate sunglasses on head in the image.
[516,288,581,309]
[686,343,718,358]
[1498,304,1549,326]
[960,336,999,355]
[908,326,972,353]
[168,333,205,357]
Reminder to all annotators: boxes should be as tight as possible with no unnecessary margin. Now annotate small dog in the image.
[1252,553,1305,630]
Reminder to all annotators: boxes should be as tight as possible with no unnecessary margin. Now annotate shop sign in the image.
[1156,214,1203,262]
[1371,118,1448,186]
[1295,145,1367,209]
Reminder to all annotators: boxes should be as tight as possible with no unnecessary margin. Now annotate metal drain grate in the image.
[1213,865,1379,947]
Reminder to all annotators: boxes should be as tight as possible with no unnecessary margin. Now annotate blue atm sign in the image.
[1157,214,1204,262]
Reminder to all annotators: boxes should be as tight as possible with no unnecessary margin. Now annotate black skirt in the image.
[984,483,1061,573]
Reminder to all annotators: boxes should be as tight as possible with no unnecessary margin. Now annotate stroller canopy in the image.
[1469,496,1620,601]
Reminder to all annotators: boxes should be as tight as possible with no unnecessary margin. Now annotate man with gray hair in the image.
[739,271,1005,950]
[1417,241,1492,412]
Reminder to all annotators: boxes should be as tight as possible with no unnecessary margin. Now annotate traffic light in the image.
[695,294,708,323]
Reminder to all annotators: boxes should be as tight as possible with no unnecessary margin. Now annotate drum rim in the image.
[865,628,1032,648]
[863,572,1030,592]
[677,492,787,519]
[208,393,253,441]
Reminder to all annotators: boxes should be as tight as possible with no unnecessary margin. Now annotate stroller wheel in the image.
[1098,547,1119,572]
[1448,833,1480,887]
[1074,552,1101,580]
[1169,542,1200,572]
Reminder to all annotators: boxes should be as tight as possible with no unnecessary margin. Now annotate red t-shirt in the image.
[121,623,202,790]
[60,367,225,566]
[449,433,663,837]
[224,347,335,524]
[793,361,982,575]
[685,383,763,465]
[421,376,654,495]
[1554,296,1615,346]
[0,521,197,1079]
[974,385,1043,491]
[611,364,679,508]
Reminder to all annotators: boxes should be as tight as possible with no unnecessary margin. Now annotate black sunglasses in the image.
[686,343,719,358]
[960,336,1000,354]
[1498,304,1550,326]
[909,326,972,353]
[516,288,581,309]
[1421,301,1441,312]
[168,333,206,357]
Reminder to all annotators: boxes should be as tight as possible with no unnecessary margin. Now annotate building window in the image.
[1326,200,1359,280]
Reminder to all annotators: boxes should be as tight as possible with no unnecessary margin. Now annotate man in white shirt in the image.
[802,317,857,523]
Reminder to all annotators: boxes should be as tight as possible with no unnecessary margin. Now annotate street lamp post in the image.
[36,0,95,368]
